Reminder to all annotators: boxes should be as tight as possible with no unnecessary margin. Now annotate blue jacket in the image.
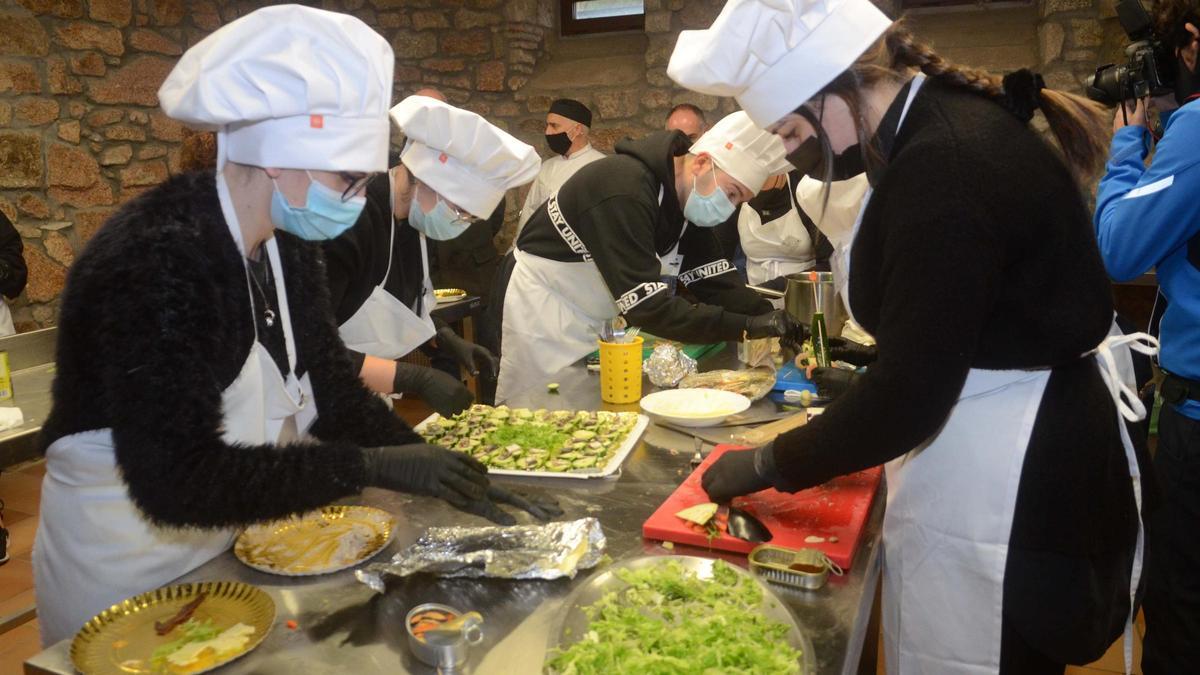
[1096,99,1200,418]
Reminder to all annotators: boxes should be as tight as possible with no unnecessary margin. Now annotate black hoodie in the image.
[513,130,770,341]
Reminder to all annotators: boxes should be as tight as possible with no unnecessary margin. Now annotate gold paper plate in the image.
[434,288,466,303]
[70,581,274,675]
[234,505,395,576]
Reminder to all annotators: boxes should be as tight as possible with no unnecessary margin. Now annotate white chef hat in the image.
[667,0,893,128]
[689,111,792,194]
[158,4,393,172]
[392,96,541,219]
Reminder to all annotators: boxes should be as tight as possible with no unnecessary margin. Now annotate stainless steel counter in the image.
[25,349,882,675]
[1,327,58,468]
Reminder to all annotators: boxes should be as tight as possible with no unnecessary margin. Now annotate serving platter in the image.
[234,505,395,576]
[549,555,815,674]
[70,581,274,675]
[416,405,649,480]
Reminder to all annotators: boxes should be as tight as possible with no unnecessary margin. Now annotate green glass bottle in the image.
[811,312,830,369]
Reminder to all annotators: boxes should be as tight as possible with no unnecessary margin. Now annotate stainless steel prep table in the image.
[25,348,882,675]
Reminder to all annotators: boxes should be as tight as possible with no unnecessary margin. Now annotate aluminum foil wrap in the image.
[643,343,697,387]
[355,518,606,592]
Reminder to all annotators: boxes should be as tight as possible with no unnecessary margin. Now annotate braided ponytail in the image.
[830,22,1110,180]
[890,25,1108,179]
[886,29,1004,100]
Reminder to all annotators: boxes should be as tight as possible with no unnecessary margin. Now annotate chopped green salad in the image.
[421,405,639,473]
[547,560,803,674]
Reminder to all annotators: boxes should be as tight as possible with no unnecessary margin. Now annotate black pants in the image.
[1142,403,1200,675]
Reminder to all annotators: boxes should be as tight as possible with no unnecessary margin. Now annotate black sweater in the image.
[771,81,1147,659]
[41,171,422,529]
[321,175,433,371]
[515,130,771,340]
[0,211,28,299]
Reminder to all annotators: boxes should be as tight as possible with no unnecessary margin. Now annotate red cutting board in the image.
[643,445,883,569]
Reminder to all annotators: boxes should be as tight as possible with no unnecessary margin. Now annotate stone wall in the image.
[0,0,1125,331]
[1037,0,1124,94]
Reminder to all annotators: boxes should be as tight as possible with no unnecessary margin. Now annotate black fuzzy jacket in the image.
[773,81,1149,662]
[0,211,28,299]
[41,171,422,529]
[514,130,770,340]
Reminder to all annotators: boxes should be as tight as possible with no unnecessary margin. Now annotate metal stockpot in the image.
[784,271,847,338]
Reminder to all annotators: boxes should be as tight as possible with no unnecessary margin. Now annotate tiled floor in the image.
[0,441,1151,674]
[0,459,44,675]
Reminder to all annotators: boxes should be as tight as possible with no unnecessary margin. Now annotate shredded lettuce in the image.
[547,560,802,674]
[486,424,569,452]
[150,619,220,670]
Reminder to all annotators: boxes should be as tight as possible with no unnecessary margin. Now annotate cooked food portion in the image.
[235,506,394,576]
[149,619,256,673]
[547,559,803,674]
[678,368,776,400]
[420,405,640,473]
[409,608,456,642]
[154,593,207,636]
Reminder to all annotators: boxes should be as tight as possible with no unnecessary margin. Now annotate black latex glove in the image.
[828,337,877,367]
[437,326,499,378]
[362,446,564,525]
[465,485,565,526]
[745,310,808,353]
[363,443,490,506]
[701,448,772,503]
[392,362,473,417]
[812,366,861,399]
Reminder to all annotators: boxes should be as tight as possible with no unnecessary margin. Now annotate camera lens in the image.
[1086,64,1130,105]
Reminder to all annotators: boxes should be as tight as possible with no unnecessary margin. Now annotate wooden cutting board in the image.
[642,445,883,569]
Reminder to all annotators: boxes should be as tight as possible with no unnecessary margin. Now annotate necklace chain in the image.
[247,264,277,328]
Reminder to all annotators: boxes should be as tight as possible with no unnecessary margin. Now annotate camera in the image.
[1085,0,1177,105]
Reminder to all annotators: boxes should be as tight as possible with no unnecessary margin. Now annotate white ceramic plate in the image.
[639,388,752,427]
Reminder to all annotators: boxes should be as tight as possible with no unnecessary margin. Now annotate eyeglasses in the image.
[415,181,481,226]
[337,172,377,202]
[443,200,481,227]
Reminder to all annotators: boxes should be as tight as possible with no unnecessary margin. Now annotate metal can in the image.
[0,350,12,401]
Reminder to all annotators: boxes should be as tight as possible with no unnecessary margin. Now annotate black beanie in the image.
[549,98,592,127]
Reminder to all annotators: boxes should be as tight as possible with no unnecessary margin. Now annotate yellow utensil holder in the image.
[598,336,644,404]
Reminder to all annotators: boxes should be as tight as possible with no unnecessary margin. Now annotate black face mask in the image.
[784,102,867,181]
[545,132,572,156]
[1175,53,1200,106]
[784,136,866,182]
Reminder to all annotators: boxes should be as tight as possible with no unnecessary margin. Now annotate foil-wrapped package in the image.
[355,518,606,592]
[643,343,697,388]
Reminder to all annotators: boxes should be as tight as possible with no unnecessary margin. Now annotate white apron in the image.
[0,299,14,336]
[739,174,815,299]
[33,173,317,646]
[845,75,1153,674]
[794,174,870,312]
[497,247,619,402]
[497,191,673,402]
[338,174,437,360]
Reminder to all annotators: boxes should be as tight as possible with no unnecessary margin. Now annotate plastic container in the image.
[598,336,644,404]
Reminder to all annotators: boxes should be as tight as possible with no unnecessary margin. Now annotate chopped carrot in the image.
[286,620,298,630]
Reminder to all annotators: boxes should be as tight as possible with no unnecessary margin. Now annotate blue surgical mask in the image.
[683,165,736,228]
[408,185,472,241]
[269,171,366,241]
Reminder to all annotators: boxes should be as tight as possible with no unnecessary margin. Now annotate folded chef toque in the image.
[392,96,541,219]
[667,0,892,128]
[689,111,792,195]
[157,4,394,173]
